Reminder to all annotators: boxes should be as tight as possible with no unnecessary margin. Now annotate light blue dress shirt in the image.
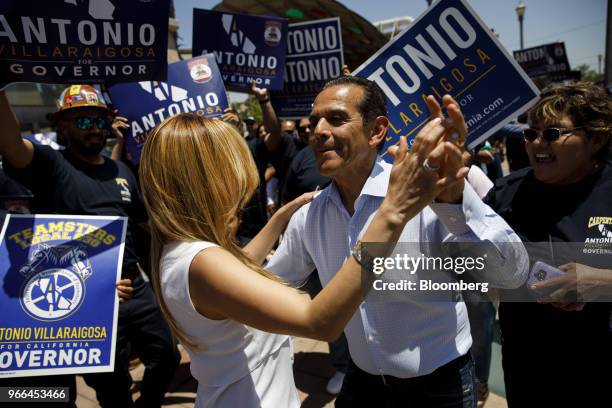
[266,158,528,378]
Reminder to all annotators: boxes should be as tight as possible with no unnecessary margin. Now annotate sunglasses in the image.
[70,116,112,130]
[523,127,584,142]
[298,125,310,132]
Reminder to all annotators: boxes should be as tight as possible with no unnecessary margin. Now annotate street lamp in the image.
[515,1,526,50]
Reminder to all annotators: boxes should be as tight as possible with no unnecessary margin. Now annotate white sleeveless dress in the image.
[159,241,300,408]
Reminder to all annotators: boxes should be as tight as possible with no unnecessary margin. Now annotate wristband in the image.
[258,97,270,104]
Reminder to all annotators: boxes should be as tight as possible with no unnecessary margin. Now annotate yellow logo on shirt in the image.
[115,178,132,203]
[584,216,612,255]
[588,216,612,229]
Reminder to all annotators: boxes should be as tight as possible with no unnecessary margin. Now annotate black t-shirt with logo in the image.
[484,162,612,374]
[4,144,147,279]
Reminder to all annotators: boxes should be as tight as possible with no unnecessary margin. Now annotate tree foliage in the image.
[232,96,262,123]
[576,64,604,83]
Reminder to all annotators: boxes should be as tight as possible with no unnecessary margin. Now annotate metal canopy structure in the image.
[374,17,415,40]
[212,0,389,70]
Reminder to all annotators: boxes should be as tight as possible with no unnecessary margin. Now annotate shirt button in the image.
[449,216,457,223]
[368,335,374,342]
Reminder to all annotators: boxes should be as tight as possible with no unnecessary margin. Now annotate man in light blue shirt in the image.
[265,76,528,407]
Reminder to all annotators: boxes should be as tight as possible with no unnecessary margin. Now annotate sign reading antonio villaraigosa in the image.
[513,42,570,82]
[271,18,344,119]
[352,0,539,159]
[107,54,229,164]
[0,214,127,378]
[192,9,287,90]
[0,0,170,90]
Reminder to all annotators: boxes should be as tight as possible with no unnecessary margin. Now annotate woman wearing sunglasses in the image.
[485,82,612,407]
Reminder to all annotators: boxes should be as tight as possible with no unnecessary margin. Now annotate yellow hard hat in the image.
[49,85,114,120]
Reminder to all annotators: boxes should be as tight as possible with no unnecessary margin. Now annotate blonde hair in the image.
[139,113,281,350]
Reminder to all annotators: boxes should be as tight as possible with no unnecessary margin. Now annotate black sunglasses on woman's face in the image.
[523,127,584,143]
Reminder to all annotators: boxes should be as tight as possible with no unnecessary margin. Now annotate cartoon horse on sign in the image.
[19,244,93,280]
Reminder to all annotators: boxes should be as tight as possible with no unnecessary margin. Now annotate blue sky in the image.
[175,0,607,74]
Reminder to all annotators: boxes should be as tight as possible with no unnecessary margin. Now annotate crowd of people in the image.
[0,68,610,408]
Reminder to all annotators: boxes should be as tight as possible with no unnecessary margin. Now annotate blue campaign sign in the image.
[352,0,539,159]
[107,54,229,164]
[0,0,170,90]
[513,42,571,82]
[192,9,288,90]
[0,214,127,378]
[271,18,344,119]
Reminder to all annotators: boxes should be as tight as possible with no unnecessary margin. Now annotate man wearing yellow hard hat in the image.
[46,84,116,160]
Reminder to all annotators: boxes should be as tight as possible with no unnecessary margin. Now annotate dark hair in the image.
[321,76,388,151]
[256,124,266,138]
[529,82,612,163]
[321,76,387,125]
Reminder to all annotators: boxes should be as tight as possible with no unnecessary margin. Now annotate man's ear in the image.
[369,116,389,148]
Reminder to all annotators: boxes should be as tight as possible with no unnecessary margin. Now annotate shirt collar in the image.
[324,156,391,210]
[360,156,391,198]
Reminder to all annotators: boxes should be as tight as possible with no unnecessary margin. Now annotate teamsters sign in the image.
[192,9,288,90]
[0,214,127,378]
[107,55,229,164]
[0,0,170,89]
[353,0,539,156]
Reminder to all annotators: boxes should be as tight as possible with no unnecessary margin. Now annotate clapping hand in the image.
[385,117,469,225]
[422,95,469,203]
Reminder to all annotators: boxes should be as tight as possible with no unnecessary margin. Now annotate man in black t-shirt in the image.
[0,86,179,408]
